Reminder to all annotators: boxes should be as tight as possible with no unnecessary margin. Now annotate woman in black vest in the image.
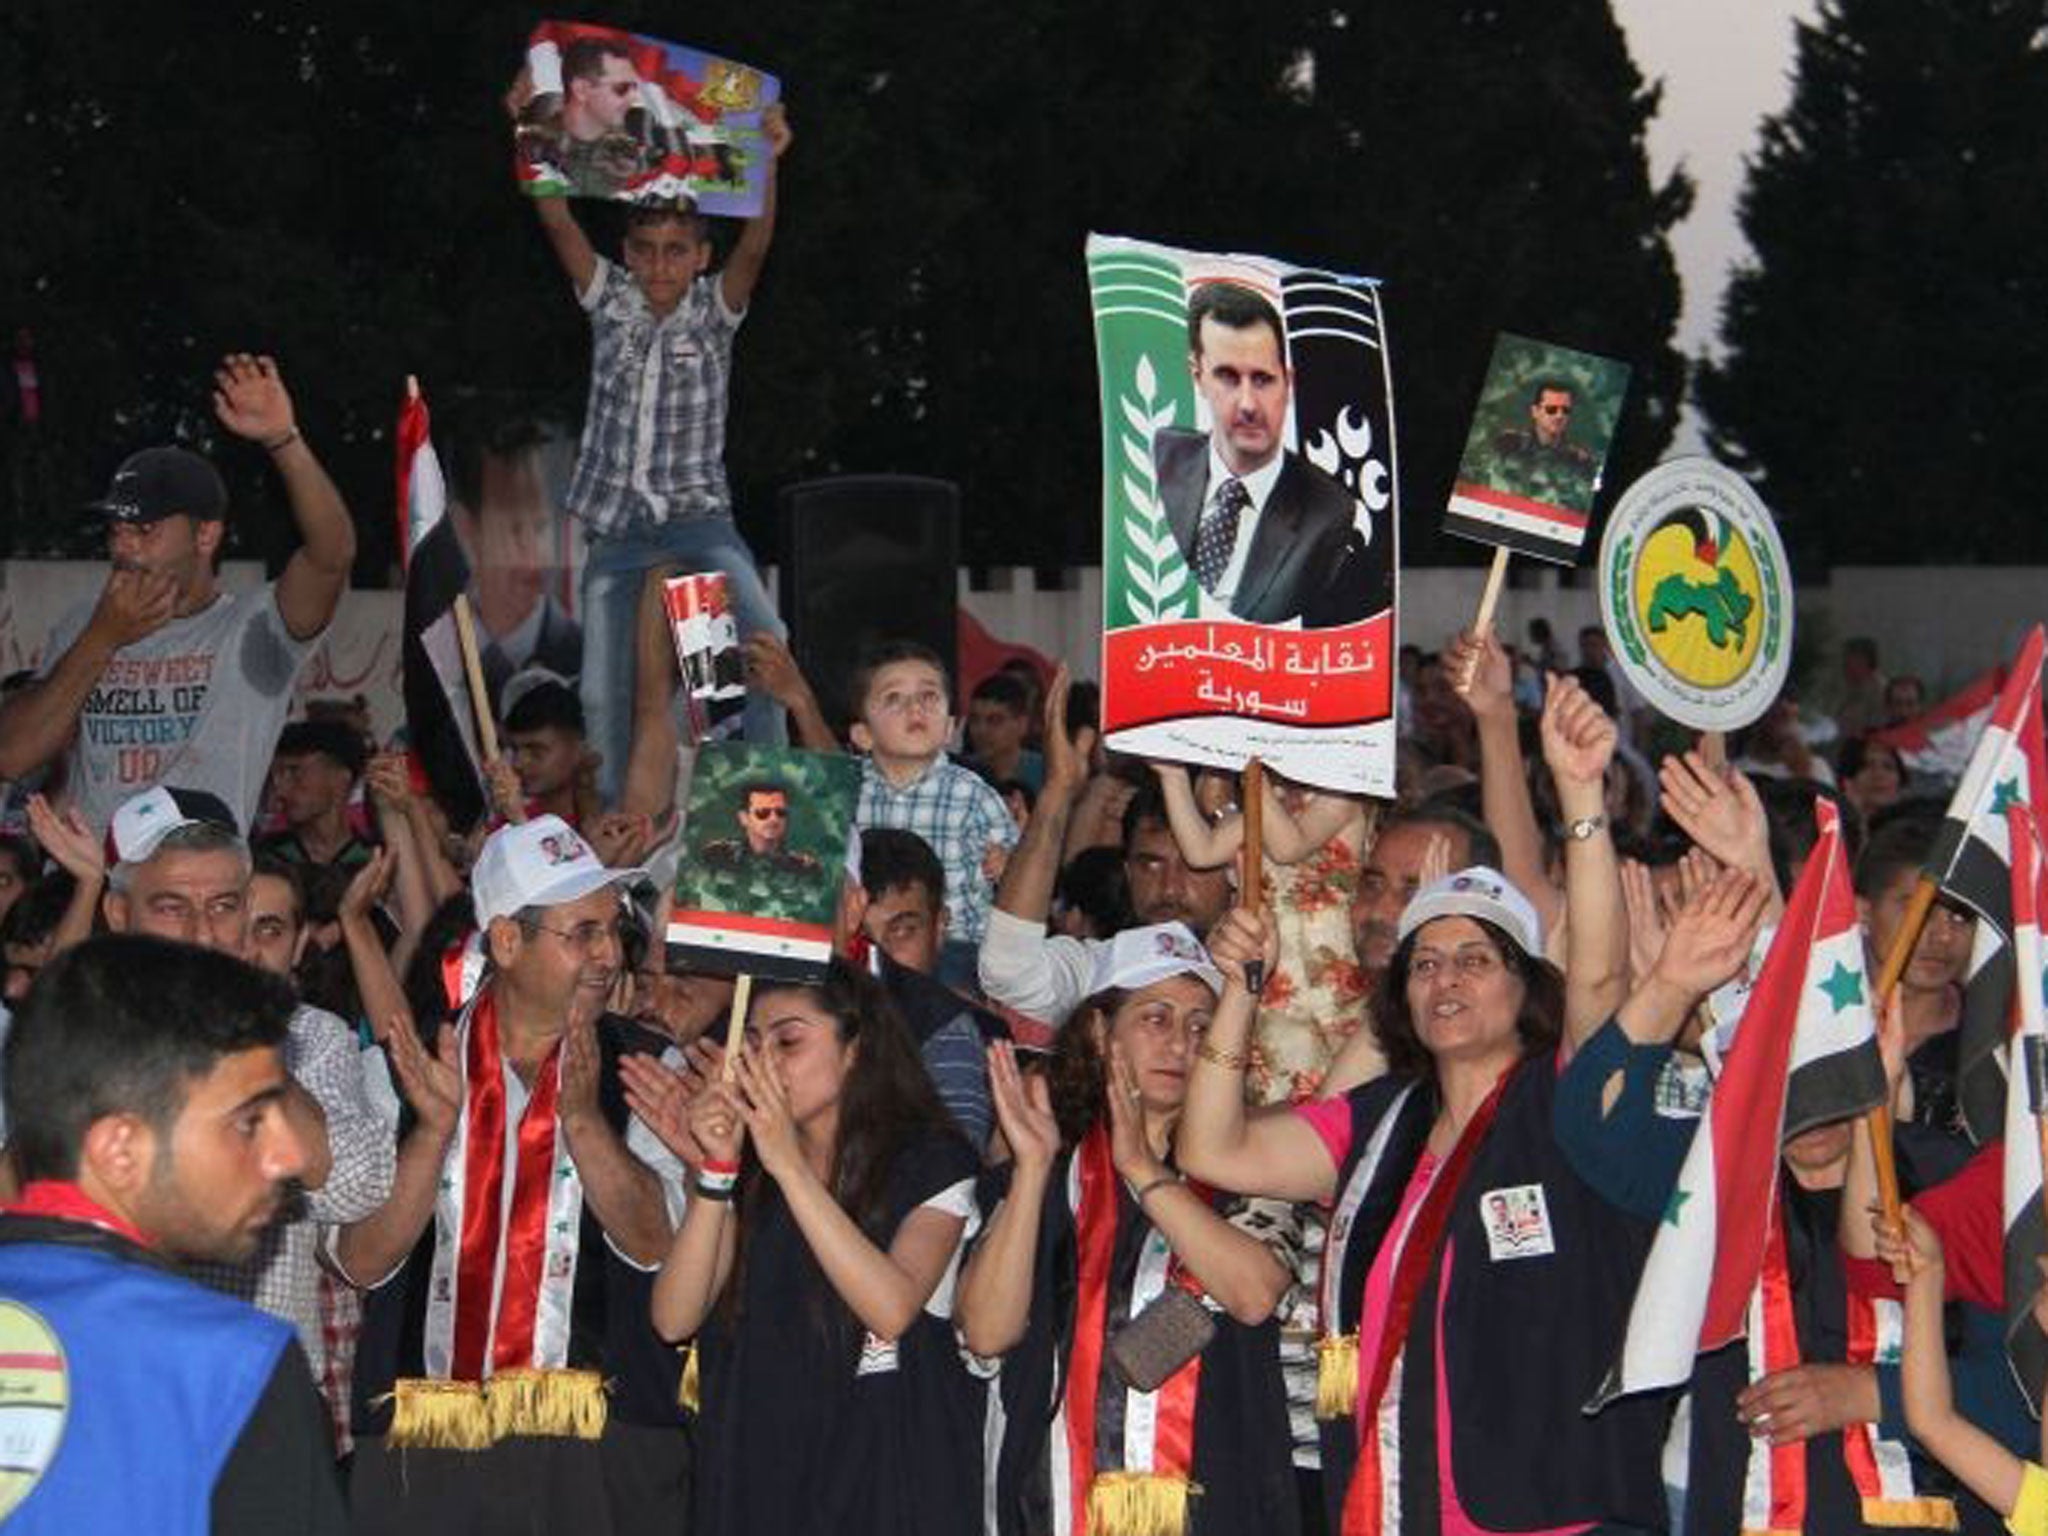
[956,921,1299,1536]
[1179,866,1669,1535]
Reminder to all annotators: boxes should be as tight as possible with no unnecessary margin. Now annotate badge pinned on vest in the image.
[0,1301,69,1519]
[1597,457,1794,732]
[1480,1184,1555,1261]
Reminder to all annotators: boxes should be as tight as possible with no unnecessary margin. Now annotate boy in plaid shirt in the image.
[850,642,1018,990]
[507,76,792,800]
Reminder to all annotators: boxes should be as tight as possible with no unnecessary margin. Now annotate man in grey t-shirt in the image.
[0,355,356,831]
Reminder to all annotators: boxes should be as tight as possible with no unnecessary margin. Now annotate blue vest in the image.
[0,1221,291,1536]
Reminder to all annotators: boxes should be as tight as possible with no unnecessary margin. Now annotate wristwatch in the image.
[1566,814,1609,842]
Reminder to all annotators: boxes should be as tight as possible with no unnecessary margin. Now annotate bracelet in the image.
[262,426,301,454]
[694,1159,739,1202]
[1195,1040,1248,1072]
[1132,1172,1182,1206]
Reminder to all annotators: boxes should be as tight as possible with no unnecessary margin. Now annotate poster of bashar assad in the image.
[1444,332,1630,565]
[667,742,860,982]
[513,21,779,213]
[1089,234,1399,797]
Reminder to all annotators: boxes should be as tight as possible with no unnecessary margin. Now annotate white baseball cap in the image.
[1086,921,1225,998]
[109,785,242,866]
[472,815,645,926]
[1396,866,1543,958]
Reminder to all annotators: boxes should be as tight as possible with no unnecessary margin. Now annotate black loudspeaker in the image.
[779,475,960,735]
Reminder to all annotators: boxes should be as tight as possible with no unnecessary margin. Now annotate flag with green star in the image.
[1924,624,2047,1143]
[1592,797,1885,1410]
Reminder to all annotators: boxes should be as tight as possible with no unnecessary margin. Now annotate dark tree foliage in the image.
[1698,0,2048,570]
[0,0,1688,574]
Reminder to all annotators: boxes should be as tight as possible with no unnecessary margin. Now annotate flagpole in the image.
[1864,874,1942,1230]
[722,973,754,1081]
[1241,759,1265,995]
[1472,547,1511,640]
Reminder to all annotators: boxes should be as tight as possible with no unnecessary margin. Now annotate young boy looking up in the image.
[850,642,1017,990]
[508,81,793,799]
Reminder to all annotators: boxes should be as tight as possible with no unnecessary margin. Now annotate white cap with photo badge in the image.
[472,814,646,926]
[1395,866,1543,958]
[1087,921,1225,998]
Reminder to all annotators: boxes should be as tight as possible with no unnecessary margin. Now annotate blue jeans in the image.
[579,516,787,805]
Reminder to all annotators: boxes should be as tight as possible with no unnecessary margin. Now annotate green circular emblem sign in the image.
[1598,457,1793,732]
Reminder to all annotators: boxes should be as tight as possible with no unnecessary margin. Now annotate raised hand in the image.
[743,633,813,710]
[1041,665,1097,802]
[1652,868,1770,1002]
[1104,1041,1164,1187]
[1540,672,1617,791]
[212,354,296,445]
[588,810,654,870]
[731,1045,802,1182]
[621,1051,706,1167]
[484,756,525,823]
[558,996,604,1131]
[388,1017,462,1138]
[1873,1203,1941,1289]
[686,1078,747,1168]
[88,566,179,648]
[762,100,793,158]
[338,845,397,924]
[26,794,104,885]
[363,751,416,814]
[987,1042,1060,1173]
[1446,627,1514,724]
[1660,751,1771,876]
[1206,906,1277,995]
[1418,829,1454,888]
[1620,859,1668,989]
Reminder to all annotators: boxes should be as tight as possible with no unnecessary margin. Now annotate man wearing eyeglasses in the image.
[332,814,691,1532]
[701,782,820,877]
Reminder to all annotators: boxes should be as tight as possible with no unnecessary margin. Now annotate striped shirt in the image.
[856,755,1018,945]
[566,258,742,535]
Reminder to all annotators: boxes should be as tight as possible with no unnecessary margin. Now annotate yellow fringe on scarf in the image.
[385,1370,608,1450]
[485,1367,608,1441]
[1861,1496,1960,1531]
[1085,1472,1199,1536]
[678,1343,701,1413]
[385,1379,493,1450]
[1315,1333,1359,1420]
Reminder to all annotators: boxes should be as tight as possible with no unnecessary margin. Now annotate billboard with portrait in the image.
[1088,234,1399,796]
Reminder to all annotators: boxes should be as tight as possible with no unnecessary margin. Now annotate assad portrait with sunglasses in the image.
[699,781,822,878]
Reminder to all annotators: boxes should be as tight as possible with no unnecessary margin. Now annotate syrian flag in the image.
[1871,661,2007,782]
[397,384,487,830]
[1590,799,1887,1408]
[2001,802,2048,1413]
[1925,625,2048,1145]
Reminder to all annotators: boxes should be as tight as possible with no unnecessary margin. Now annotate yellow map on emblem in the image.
[1632,507,1764,690]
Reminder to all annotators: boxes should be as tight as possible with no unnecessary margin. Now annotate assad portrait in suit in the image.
[1154,283,1390,629]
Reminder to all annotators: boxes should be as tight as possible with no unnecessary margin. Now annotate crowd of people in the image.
[0,84,2041,1536]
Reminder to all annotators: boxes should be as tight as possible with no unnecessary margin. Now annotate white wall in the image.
[2,561,2034,746]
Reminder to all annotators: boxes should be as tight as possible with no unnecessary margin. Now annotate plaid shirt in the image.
[857,755,1018,945]
[566,257,742,536]
[189,1004,396,1384]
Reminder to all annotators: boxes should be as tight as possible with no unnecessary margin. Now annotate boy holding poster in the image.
[506,54,792,803]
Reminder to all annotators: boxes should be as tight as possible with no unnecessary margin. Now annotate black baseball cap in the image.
[90,446,228,525]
